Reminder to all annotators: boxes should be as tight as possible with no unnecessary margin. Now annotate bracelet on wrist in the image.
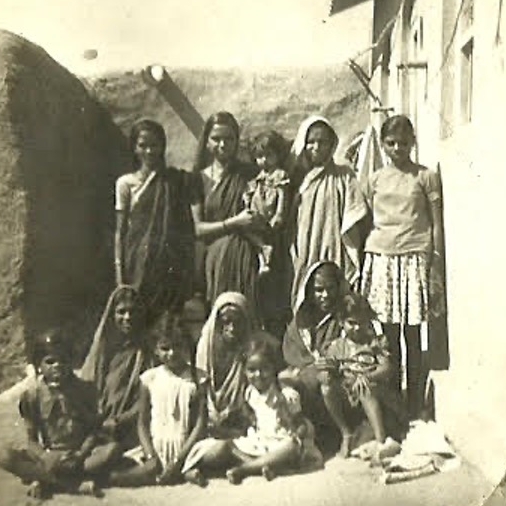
[223,219,230,233]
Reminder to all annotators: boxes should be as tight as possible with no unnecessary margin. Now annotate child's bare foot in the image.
[261,465,276,481]
[78,481,104,498]
[184,469,208,488]
[339,434,352,458]
[226,467,244,485]
[26,481,44,500]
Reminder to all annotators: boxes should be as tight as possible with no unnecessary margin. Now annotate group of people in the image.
[0,110,445,500]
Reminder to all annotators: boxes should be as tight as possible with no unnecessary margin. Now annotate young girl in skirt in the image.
[361,115,444,420]
[225,334,323,484]
[109,326,208,487]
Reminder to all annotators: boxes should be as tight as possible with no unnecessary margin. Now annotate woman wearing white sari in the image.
[288,116,369,307]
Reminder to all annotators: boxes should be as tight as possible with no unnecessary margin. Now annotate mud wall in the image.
[0,30,127,375]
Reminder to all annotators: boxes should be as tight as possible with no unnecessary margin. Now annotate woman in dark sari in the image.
[191,112,261,322]
[81,286,154,451]
[115,119,200,325]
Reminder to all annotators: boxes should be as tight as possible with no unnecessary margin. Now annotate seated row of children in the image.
[0,269,406,500]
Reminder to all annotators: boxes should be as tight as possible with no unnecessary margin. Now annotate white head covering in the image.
[291,115,340,163]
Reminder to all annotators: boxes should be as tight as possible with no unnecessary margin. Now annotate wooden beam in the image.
[142,65,205,139]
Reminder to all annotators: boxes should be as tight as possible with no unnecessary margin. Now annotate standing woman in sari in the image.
[191,112,261,321]
[115,119,200,326]
[288,116,369,307]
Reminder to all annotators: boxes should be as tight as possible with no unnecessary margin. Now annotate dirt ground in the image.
[0,389,498,506]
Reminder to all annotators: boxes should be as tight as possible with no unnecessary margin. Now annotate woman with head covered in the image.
[288,116,369,306]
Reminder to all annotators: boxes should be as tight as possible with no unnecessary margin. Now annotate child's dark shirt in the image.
[19,374,100,451]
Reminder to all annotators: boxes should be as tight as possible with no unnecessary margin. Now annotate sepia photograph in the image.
[0,0,504,505]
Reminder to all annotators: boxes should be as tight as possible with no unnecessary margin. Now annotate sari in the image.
[183,292,252,472]
[283,262,407,447]
[202,161,260,319]
[289,116,369,307]
[196,292,251,435]
[80,286,154,449]
[123,167,199,324]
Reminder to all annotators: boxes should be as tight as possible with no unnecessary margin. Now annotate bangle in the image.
[433,251,442,258]
[223,219,230,233]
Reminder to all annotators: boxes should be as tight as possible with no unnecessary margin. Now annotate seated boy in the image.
[0,331,121,500]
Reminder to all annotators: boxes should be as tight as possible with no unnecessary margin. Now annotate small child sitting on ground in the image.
[322,293,407,458]
[225,333,323,484]
[109,324,208,487]
[0,331,121,500]
[243,131,290,275]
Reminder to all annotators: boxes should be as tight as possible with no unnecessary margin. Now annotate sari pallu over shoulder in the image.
[202,162,260,316]
[124,167,198,323]
[289,116,369,306]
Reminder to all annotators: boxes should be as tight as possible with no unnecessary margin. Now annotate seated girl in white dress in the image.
[225,333,323,484]
[109,327,208,487]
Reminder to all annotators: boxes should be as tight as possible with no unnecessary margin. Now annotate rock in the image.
[0,29,127,377]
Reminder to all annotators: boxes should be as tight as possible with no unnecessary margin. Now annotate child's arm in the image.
[270,186,287,229]
[428,197,444,256]
[137,384,158,465]
[363,354,391,383]
[166,387,208,476]
[74,434,98,462]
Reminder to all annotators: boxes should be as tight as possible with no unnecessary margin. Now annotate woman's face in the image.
[134,129,164,169]
[311,268,341,315]
[217,305,245,345]
[114,298,137,335]
[382,130,414,167]
[207,124,237,164]
[245,353,275,394]
[305,123,335,167]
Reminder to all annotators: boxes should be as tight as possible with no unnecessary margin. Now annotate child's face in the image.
[305,124,335,167]
[155,335,186,372]
[255,149,278,172]
[207,124,237,164]
[39,353,71,388]
[134,129,164,169]
[343,316,364,343]
[312,269,340,314]
[114,299,137,336]
[217,305,245,344]
[382,130,414,166]
[245,353,275,394]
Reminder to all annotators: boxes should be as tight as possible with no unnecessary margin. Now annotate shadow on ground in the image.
[0,393,496,506]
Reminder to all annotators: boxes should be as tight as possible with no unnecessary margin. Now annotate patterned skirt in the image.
[361,252,429,326]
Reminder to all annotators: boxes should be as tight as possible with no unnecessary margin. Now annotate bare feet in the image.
[78,481,104,498]
[184,469,208,488]
[26,481,44,500]
[226,467,243,485]
[261,465,276,482]
[339,434,353,458]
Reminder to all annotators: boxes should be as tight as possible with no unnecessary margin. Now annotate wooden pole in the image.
[142,65,205,139]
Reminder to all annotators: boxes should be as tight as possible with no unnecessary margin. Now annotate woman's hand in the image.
[227,209,262,230]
